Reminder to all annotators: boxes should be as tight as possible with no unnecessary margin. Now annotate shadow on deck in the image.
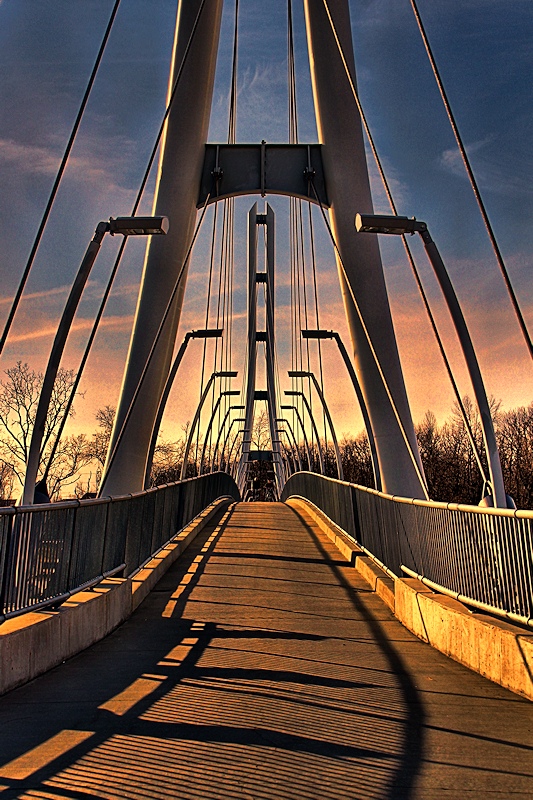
[0,502,530,800]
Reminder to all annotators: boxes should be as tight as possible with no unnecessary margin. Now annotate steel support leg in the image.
[236,205,259,492]
[264,205,284,494]
[304,0,425,498]
[100,0,223,496]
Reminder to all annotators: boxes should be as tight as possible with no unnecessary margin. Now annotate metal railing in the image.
[0,472,240,621]
[282,472,533,627]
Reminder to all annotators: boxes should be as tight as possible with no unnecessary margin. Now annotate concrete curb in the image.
[0,496,232,698]
[287,496,533,700]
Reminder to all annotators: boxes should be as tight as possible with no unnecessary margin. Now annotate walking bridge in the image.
[0,0,532,797]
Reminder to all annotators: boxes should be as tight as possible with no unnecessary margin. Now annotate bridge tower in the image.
[100,0,426,500]
[236,204,285,498]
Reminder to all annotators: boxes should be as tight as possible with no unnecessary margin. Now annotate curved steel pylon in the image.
[100,0,427,500]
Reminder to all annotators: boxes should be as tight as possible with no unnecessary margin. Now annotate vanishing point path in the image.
[0,502,530,799]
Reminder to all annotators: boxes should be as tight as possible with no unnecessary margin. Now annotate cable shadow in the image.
[212,550,348,565]
[1,504,380,799]
[286,504,426,800]
[0,507,234,796]
[0,502,527,800]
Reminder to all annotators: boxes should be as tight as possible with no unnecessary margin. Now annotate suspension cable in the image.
[410,0,533,362]
[196,0,240,474]
[319,0,488,486]
[215,0,239,473]
[289,0,328,470]
[287,0,298,443]
[0,0,123,357]
[44,0,211,478]
[222,0,240,431]
[197,203,219,454]
[307,202,328,443]
[195,206,217,469]
[288,0,321,469]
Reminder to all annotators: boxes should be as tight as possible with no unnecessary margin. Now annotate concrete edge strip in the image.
[0,496,234,698]
[286,496,533,701]
[130,495,234,610]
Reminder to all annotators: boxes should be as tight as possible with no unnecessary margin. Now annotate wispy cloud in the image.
[0,138,58,175]
[440,136,533,197]
[7,314,134,344]
[0,283,70,306]
[212,61,288,142]
[0,130,144,201]
[440,135,493,177]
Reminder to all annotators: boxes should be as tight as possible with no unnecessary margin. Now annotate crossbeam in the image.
[198,144,329,207]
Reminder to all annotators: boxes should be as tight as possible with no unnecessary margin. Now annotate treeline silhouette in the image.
[1,360,531,509]
[337,399,533,509]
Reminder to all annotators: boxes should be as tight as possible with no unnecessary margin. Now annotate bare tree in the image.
[0,460,15,504]
[92,406,116,463]
[87,408,194,490]
[496,403,533,508]
[0,361,91,500]
[47,433,92,500]
[83,404,115,493]
[150,421,192,486]
[340,432,374,487]
[251,410,270,449]
[72,405,116,498]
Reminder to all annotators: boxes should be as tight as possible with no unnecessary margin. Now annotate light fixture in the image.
[142,328,223,488]
[180,371,238,480]
[301,329,381,490]
[284,389,324,474]
[23,215,169,505]
[288,370,343,479]
[108,216,169,236]
[355,213,425,236]
[355,210,509,508]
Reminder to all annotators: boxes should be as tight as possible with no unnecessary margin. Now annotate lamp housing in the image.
[288,370,310,378]
[355,213,425,236]
[109,216,169,236]
[192,328,223,338]
[301,329,334,339]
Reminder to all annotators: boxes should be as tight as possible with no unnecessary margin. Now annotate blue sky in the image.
[0,0,532,446]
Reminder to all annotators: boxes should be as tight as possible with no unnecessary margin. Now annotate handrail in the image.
[282,472,533,625]
[283,470,527,519]
[0,472,240,621]
[0,562,126,623]
[401,565,532,629]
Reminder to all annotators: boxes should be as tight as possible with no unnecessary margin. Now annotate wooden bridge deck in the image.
[0,502,530,799]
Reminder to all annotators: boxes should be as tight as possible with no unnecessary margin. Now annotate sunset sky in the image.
[0,0,532,459]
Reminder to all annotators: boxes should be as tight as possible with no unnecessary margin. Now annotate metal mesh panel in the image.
[138,490,158,566]
[69,501,108,587]
[0,472,240,618]
[151,488,168,553]
[103,497,129,574]
[0,509,14,608]
[2,505,76,612]
[282,472,533,621]
[123,494,148,575]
